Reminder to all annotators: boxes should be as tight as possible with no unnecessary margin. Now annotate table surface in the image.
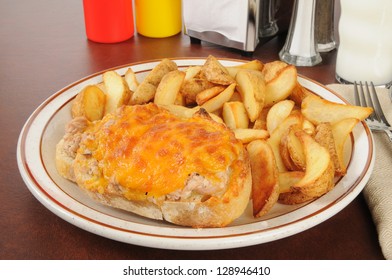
[0,0,384,259]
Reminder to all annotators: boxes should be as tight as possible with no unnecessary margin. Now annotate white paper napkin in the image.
[327,84,392,259]
[183,0,248,43]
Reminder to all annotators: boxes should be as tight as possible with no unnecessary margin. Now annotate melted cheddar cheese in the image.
[77,104,243,200]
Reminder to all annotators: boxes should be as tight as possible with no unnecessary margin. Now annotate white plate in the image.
[17,58,374,250]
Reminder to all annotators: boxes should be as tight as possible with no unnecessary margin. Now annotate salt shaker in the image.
[279,0,321,66]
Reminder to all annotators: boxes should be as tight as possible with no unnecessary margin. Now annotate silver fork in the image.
[354,81,392,142]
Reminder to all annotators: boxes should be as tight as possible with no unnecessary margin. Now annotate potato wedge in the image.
[200,55,236,85]
[267,112,303,172]
[314,122,341,176]
[222,101,249,129]
[278,187,315,204]
[71,85,106,121]
[180,78,215,105]
[103,71,131,114]
[124,68,139,92]
[130,58,177,104]
[174,91,186,106]
[295,161,335,199]
[229,90,242,102]
[247,140,279,217]
[95,82,107,94]
[280,131,335,204]
[201,83,236,113]
[261,60,288,83]
[196,86,226,105]
[154,70,185,105]
[301,94,373,125]
[280,128,301,171]
[226,59,264,78]
[264,65,298,107]
[286,126,306,171]
[290,82,313,106]
[266,100,295,134]
[278,171,305,193]
[159,104,224,124]
[184,66,202,80]
[292,131,335,198]
[236,69,266,122]
[159,104,200,119]
[144,58,178,86]
[302,118,316,135]
[253,107,270,130]
[331,118,360,176]
[234,128,269,143]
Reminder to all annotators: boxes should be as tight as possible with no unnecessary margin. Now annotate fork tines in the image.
[355,81,391,126]
[354,81,392,135]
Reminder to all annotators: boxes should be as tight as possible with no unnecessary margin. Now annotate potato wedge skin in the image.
[278,171,304,194]
[144,58,178,86]
[72,85,106,121]
[280,128,301,171]
[280,161,335,204]
[294,161,335,198]
[201,55,236,85]
[290,82,312,106]
[247,140,279,217]
[314,122,341,176]
[286,126,306,171]
[261,60,288,83]
[279,147,334,205]
[180,78,215,105]
[279,188,314,204]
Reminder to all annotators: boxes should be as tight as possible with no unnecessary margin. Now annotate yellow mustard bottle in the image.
[135,0,182,38]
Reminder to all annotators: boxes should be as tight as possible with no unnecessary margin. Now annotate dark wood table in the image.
[0,0,384,259]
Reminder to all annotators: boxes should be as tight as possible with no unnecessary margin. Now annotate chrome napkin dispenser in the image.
[183,0,261,53]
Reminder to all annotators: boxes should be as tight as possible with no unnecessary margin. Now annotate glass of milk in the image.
[335,0,392,86]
